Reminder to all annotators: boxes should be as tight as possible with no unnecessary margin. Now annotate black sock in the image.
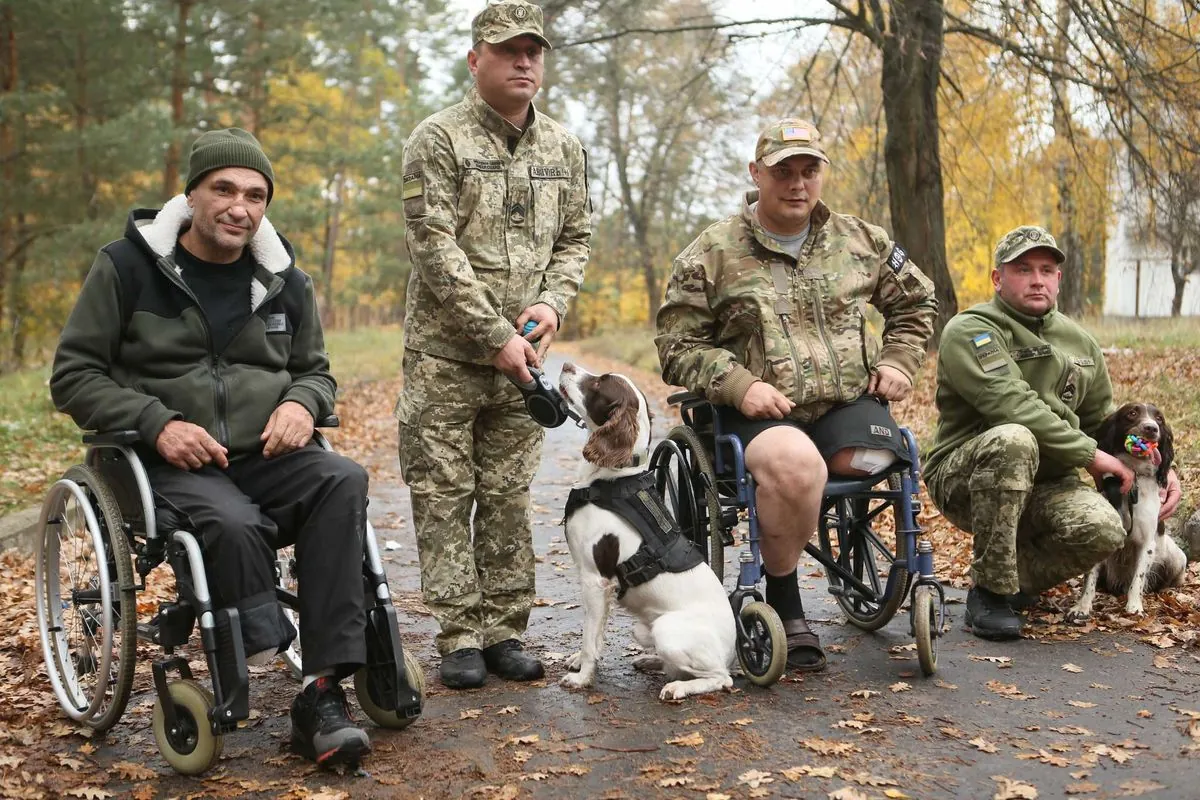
[765,569,804,621]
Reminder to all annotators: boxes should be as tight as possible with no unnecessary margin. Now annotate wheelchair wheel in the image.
[653,425,724,582]
[825,472,909,631]
[353,647,425,730]
[737,601,787,687]
[35,465,137,732]
[912,584,938,676]
[276,546,302,679]
[152,679,223,775]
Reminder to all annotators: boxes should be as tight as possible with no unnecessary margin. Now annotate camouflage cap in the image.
[755,119,829,167]
[993,225,1066,267]
[472,1,552,50]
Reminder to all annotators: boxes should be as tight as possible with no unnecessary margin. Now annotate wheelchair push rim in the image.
[651,425,725,583]
[821,472,910,631]
[35,465,137,730]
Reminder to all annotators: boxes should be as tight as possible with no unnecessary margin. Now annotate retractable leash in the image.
[509,321,583,429]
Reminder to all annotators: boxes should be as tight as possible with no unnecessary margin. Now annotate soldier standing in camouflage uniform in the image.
[397,0,590,689]
[925,226,1183,640]
[656,120,937,671]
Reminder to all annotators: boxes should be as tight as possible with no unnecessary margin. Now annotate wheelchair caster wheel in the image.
[912,584,938,676]
[153,679,223,775]
[354,647,425,730]
[737,601,788,687]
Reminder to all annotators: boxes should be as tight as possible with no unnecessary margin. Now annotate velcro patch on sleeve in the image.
[887,244,908,274]
[401,160,425,200]
[972,333,1007,373]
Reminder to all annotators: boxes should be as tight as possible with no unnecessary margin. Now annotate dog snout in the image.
[562,362,577,375]
[1138,419,1159,440]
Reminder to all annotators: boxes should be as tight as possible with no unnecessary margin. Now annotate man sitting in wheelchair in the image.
[50,129,374,767]
[656,119,937,671]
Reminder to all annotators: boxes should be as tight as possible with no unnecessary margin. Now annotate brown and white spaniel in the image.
[557,362,735,700]
[1069,402,1184,620]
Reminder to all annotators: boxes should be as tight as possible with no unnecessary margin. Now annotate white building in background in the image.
[1104,183,1200,317]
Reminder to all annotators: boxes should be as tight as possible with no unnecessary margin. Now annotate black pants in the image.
[148,443,369,676]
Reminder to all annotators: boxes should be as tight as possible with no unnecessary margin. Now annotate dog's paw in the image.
[660,682,691,702]
[1065,606,1091,625]
[631,654,664,673]
[564,651,582,672]
[1125,599,1146,616]
[559,671,593,691]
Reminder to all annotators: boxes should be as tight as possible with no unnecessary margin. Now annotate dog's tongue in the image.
[1150,447,1162,467]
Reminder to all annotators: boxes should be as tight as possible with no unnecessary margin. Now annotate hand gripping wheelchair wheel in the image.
[911,584,938,676]
[651,425,725,582]
[35,464,137,732]
[737,601,788,687]
[152,679,224,775]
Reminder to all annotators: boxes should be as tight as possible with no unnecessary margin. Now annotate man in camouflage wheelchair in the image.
[50,129,373,767]
[656,119,937,671]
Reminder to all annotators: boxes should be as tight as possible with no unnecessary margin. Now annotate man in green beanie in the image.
[926,225,1183,641]
[51,128,376,767]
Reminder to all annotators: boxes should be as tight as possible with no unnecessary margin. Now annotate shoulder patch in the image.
[402,160,424,200]
[972,332,992,348]
[1073,356,1096,367]
[887,244,908,274]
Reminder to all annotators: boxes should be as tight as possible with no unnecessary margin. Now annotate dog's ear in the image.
[1156,417,1174,487]
[582,397,641,468]
[1093,410,1119,455]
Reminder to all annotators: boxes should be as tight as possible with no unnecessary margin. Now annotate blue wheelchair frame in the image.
[666,394,946,671]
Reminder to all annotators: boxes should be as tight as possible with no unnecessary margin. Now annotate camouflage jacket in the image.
[925,296,1113,481]
[655,194,936,420]
[401,87,590,364]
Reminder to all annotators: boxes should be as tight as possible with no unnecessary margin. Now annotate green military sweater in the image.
[925,296,1113,481]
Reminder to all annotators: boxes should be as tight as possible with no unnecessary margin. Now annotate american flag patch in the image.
[781,126,811,142]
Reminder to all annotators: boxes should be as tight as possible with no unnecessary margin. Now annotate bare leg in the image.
[745,427,827,576]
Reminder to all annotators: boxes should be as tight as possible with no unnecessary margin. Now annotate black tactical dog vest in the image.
[565,471,704,598]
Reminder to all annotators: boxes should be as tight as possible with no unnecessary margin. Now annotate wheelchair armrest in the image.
[316,415,339,428]
[667,391,702,407]
[82,430,141,446]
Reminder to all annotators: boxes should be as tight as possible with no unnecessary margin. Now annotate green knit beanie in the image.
[184,128,275,204]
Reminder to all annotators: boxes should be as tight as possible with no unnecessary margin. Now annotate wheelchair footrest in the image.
[364,605,421,718]
[211,608,250,729]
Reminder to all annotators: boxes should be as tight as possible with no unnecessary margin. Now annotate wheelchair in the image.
[650,394,946,680]
[33,419,424,775]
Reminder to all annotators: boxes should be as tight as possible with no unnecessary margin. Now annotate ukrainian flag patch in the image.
[972,333,993,348]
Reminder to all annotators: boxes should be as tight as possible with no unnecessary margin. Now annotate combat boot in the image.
[965,585,1023,640]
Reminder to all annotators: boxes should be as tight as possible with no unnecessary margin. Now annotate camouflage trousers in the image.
[925,424,1124,595]
[395,350,544,656]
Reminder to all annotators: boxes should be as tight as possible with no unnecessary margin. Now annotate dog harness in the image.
[565,471,704,598]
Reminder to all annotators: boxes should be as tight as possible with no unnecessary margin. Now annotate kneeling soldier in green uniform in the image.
[925,226,1183,640]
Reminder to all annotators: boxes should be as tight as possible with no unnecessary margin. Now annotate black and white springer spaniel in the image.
[557,363,735,701]
[1068,402,1185,620]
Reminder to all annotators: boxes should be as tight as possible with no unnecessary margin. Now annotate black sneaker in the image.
[965,586,1023,640]
[290,676,370,767]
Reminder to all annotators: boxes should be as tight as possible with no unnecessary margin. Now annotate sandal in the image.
[782,617,827,672]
